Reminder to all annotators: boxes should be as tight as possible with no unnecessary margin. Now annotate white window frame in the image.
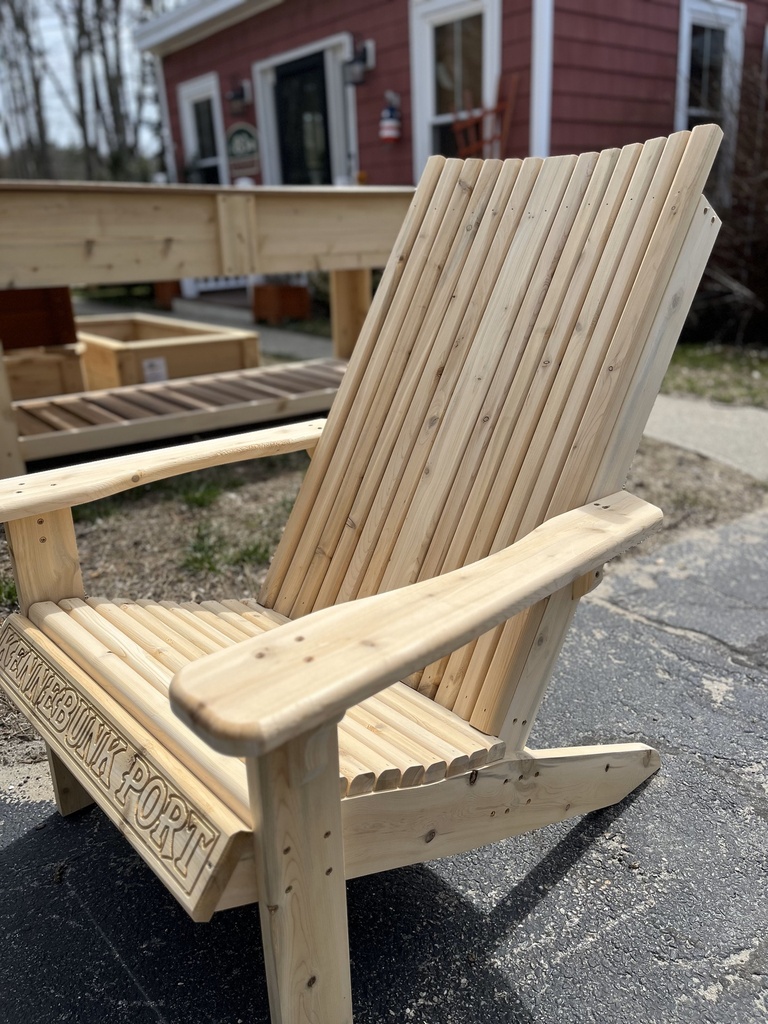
[675,0,746,202]
[410,0,502,182]
[253,33,359,185]
[177,72,230,184]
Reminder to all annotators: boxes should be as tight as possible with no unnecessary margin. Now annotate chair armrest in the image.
[0,418,324,523]
[170,490,662,757]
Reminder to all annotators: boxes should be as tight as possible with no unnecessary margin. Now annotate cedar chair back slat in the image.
[262,126,722,743]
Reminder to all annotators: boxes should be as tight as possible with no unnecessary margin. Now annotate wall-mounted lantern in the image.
[225,78,253,114]
[343,40,376,86]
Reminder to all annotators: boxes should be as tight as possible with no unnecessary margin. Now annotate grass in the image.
[0,576,17,609]
[182,522,226,573]
[180,488,300,576]
[662,344,768,407]
[230,540,272,566]
[72,460,292,525]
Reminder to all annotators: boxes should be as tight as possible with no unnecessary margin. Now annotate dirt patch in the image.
[0,439,765,776]
[623,438,767,555]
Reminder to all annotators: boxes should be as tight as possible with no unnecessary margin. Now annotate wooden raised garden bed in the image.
[76,312,261,389]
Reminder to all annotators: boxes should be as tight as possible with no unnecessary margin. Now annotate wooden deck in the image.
[14,358,345,462]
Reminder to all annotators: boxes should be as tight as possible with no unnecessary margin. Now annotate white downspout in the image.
[530,0,554,157]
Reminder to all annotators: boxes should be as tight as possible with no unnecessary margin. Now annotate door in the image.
[274,52,333,185]
[178,73,228,185]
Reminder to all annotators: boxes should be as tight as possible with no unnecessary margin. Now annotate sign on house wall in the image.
[227,122,260,180]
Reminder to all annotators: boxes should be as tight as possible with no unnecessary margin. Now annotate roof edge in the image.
[135,0,284,56]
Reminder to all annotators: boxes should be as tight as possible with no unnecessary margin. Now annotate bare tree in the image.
[0,0,173,180]
[0,1,53,177]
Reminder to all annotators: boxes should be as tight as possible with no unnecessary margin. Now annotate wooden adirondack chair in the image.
[0,126,722,1023]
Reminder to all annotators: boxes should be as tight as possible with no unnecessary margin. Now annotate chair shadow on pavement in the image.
[0,786,647,1024]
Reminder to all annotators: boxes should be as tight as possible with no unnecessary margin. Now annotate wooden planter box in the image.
[253,283,311,325]
[4,344,86,400]
[76,313,261,390]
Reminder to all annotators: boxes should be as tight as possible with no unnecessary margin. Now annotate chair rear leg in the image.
[47,745,94,815]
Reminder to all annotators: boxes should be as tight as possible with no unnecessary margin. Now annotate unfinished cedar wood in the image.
[0,127,722,1024]
[76,312,261,389]
[0,181,412,288]
[13,359,346,463]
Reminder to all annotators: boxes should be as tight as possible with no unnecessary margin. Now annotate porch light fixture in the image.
[225,78,253,105]
[343,39,375,86]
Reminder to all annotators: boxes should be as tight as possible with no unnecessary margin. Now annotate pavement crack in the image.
[587,595,756,663]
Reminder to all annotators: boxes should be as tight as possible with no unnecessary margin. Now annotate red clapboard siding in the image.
[156,0,768,180]
[550,0,679,154]
[163,0,413,186]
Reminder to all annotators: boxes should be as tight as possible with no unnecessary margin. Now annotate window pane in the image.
[432,121,459,157]
[460,15,483,111]
[434,13,483,115]
[688,25,725,114]
[193,99,217,160]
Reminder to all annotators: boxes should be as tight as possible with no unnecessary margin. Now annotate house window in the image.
[410,0,501,181]
[676,0,746,202]
[178,73,229,184]
[432,13,483,154]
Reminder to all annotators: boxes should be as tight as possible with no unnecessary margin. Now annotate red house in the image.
[137,0,767,204]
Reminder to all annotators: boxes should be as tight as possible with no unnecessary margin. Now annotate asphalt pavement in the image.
[1,312,767,1023]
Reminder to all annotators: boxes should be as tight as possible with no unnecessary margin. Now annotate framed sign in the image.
[226,122,260,178]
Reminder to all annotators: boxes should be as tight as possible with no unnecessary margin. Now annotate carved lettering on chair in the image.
[0,619,219,897]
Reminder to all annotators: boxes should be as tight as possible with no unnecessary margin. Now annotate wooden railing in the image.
[0,180,414,358]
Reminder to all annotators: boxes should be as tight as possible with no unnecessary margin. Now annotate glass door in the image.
[274,52,333,185]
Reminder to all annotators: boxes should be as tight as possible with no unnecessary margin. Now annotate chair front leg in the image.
[247,721,352,1024]
[5,509,93,815]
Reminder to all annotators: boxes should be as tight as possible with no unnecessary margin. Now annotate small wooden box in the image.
[77,313,261,390]
[4,344,87,400]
